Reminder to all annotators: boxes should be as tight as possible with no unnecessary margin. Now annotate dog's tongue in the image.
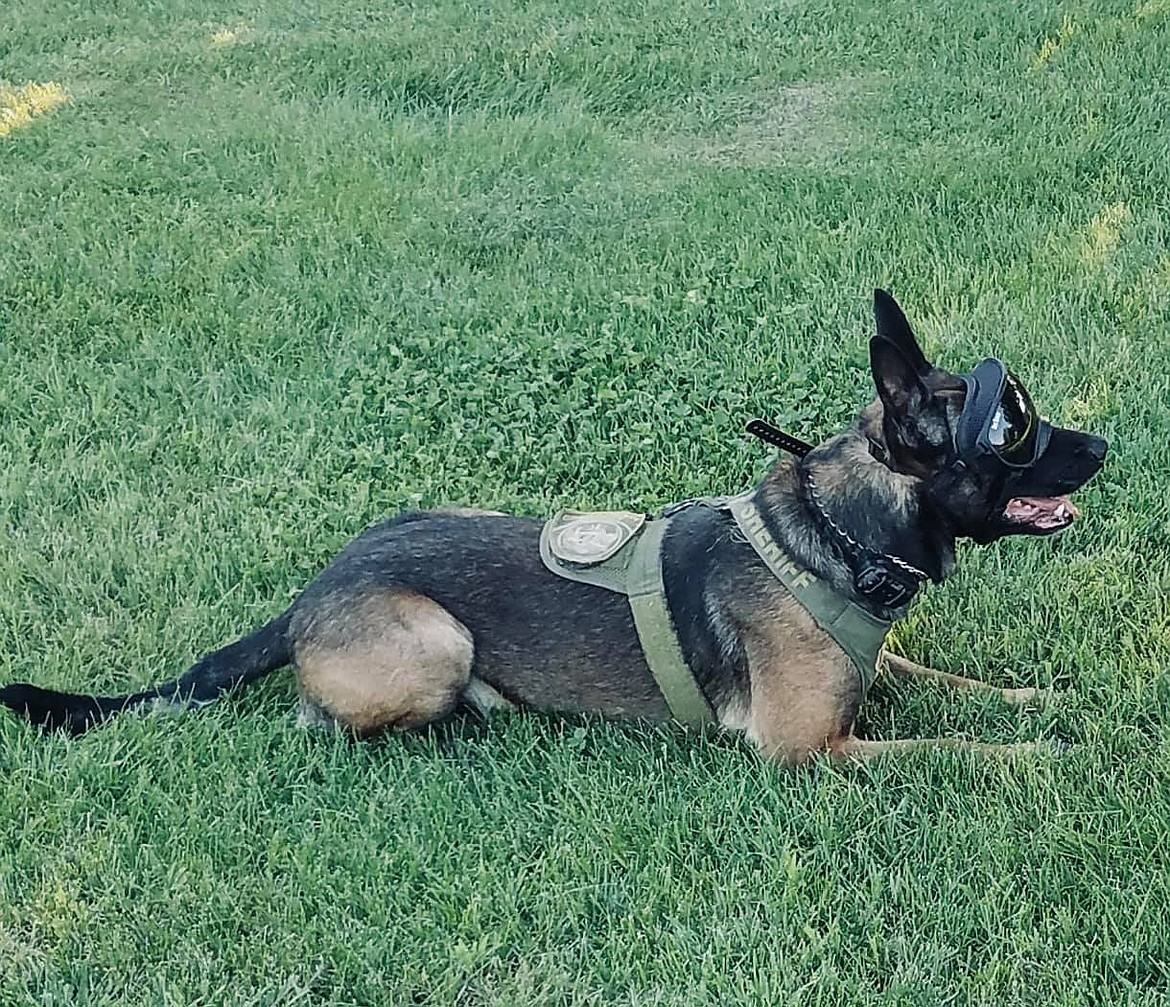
[1004,495,1079,529]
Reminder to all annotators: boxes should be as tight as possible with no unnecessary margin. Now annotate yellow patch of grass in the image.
[1082,201,1131,265]
[1063,377,1116,426]
[1033,15,1079,67]
[0,81,68,138]
[1135,0,1169,19]
[211,24,250,45]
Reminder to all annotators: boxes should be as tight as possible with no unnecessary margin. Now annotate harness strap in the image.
[724,494,890,696]
[626,519,716,725]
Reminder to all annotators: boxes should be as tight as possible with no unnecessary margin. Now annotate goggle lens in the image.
[987,372,1039,464]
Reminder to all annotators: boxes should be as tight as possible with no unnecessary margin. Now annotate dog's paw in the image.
[1000,737,1074,759]
[1044,736,1076,758]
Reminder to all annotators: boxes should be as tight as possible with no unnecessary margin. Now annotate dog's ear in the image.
[870,335,931,420]
[873,289,931,375]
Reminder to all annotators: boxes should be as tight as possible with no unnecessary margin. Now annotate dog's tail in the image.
[0,609,294,736]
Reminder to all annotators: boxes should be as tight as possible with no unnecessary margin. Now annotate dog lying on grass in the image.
[0,291,1106,763]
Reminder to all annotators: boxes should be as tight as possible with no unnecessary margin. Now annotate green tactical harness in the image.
[538,494,893,726]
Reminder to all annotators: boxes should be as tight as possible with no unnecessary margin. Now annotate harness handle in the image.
[745,419,814,458]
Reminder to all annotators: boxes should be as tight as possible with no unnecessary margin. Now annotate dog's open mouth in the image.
[1003,495,1079,532]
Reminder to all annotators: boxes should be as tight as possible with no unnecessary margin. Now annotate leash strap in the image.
[626,519,716,726]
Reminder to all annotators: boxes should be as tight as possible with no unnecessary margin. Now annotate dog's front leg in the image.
[829,735,1063,761]
[881,652,1051,707]
[740,629,861,767]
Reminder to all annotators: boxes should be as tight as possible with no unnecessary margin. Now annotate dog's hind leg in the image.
[293,588,474,737]
[881,652,1050,707]
[296,696,340,731]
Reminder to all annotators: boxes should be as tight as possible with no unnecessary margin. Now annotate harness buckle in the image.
[854,560,917,609]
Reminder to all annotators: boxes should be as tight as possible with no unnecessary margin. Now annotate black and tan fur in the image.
[0,292,1107,764]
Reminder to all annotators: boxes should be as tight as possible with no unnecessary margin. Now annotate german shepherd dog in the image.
[0,292,1107,764]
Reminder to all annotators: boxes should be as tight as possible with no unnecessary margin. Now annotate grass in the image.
[1,0,1169,1002]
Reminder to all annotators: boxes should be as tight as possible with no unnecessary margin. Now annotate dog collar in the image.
[802,472,928,610]
[747,419,928,610]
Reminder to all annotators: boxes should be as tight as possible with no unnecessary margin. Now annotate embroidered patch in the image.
[547,510,646,565]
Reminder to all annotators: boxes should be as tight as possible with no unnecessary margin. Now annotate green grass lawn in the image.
[2,0,1169,1002]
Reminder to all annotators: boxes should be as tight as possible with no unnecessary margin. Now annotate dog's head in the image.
[867,289,1107,544]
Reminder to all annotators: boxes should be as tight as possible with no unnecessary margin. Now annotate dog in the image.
[0,291,1107,764]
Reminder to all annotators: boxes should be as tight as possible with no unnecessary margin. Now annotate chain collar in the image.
[804,471,927,609]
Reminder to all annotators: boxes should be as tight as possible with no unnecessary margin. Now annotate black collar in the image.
[746,419,928,610]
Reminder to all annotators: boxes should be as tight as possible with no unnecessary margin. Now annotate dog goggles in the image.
[955,358,1050,470]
